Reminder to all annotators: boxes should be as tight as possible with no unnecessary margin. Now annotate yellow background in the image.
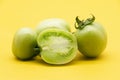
[0,0,120,80]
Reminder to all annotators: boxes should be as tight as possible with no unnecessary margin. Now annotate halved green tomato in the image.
[37,29,77,65]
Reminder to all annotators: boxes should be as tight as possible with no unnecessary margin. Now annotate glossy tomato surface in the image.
[74,16,107,57]
[12,28,39,60]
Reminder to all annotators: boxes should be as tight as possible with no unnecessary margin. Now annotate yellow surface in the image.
[0,0,120,80]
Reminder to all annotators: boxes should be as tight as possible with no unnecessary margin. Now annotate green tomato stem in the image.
[34,46,41,55]
[75,14,95,29]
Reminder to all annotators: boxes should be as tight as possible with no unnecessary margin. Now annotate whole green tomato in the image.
[12,28,40,60]
[37,28,77,65]
[36,18,71,35]
[74,15,107,57]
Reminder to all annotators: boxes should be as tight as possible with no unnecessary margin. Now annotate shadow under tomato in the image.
[79,55,102,61]
[11,51,108,66]
[75,51,109,63]
[33,52,108,66]
[34,56,75,67]
[12,55,36,61]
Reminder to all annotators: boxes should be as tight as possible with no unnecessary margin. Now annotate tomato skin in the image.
[36,18,71,35]
[74,16,107,57]
[12,28,39,60]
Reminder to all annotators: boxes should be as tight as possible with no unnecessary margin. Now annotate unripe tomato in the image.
[36,18,71,35]
[12,28,40,60]
[74,15,107,57]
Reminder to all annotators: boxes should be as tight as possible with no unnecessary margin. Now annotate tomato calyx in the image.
[75,15,95,29]
[34,45,41,55]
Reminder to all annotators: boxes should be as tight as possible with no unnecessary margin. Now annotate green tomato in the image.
[37,29,77,65]
[36,18,71,35]
[74,15,107,57]
[12,28,40,60]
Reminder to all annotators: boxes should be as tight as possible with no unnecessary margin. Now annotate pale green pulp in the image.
[37,29,77,64]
